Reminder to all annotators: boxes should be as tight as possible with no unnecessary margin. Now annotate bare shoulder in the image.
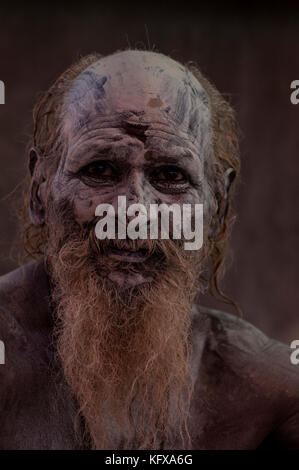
[192,304,299,448]
[194,304,299,383]
[0,260,52,403]
[0,259,51,338]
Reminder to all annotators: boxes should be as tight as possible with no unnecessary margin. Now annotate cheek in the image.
[50,175,111,225]
[72,184,117,225]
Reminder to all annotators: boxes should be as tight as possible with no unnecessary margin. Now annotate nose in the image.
[125,168,145,207]
[113,168,151,229]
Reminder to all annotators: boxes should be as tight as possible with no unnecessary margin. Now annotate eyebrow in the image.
[68,142,131,164]
[144,149,196,163]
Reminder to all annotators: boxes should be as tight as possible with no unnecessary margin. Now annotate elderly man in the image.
[0,49,298,450]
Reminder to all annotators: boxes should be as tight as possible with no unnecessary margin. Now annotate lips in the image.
[109,247,149,263]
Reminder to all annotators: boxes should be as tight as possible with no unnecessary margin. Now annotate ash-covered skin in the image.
[49,51,212,289]
[1,51,299,450]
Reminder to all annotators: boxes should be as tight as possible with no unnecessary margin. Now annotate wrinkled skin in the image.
[39,51,212,289]
[0,51,299,449]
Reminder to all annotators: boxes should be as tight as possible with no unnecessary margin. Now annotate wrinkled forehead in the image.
[61,50,211,144]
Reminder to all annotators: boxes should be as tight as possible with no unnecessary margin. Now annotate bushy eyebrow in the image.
[67,143,132,168]
[144,149,195,164]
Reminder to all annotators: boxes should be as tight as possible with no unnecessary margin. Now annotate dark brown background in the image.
[0,3,298,343]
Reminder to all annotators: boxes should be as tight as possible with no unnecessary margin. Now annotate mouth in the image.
[96,242,164,290]
[108,247,150,263]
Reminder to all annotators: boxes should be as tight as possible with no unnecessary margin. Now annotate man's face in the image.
[49,51,211,290]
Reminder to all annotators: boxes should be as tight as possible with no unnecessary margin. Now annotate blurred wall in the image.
[0,3,298,343]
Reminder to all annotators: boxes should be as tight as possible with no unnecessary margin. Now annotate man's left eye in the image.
[151,166,187,183]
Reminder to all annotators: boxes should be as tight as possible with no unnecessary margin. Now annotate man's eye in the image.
[151,166,187,183]
[80,161,115,179]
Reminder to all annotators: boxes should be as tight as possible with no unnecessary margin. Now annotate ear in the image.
[28,147,46,226]
[210,168,236,237]
[220,167,236,223]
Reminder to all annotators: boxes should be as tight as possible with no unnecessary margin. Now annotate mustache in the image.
[49,229,191,289]
[92,236,179,257]
[47,210,197,283]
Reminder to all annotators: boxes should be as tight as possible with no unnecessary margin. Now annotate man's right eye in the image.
[80,161,116,180]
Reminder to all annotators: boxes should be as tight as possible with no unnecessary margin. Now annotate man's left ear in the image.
[221,167,236,222]
[28,147,47,226]
[211,168,236,237]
